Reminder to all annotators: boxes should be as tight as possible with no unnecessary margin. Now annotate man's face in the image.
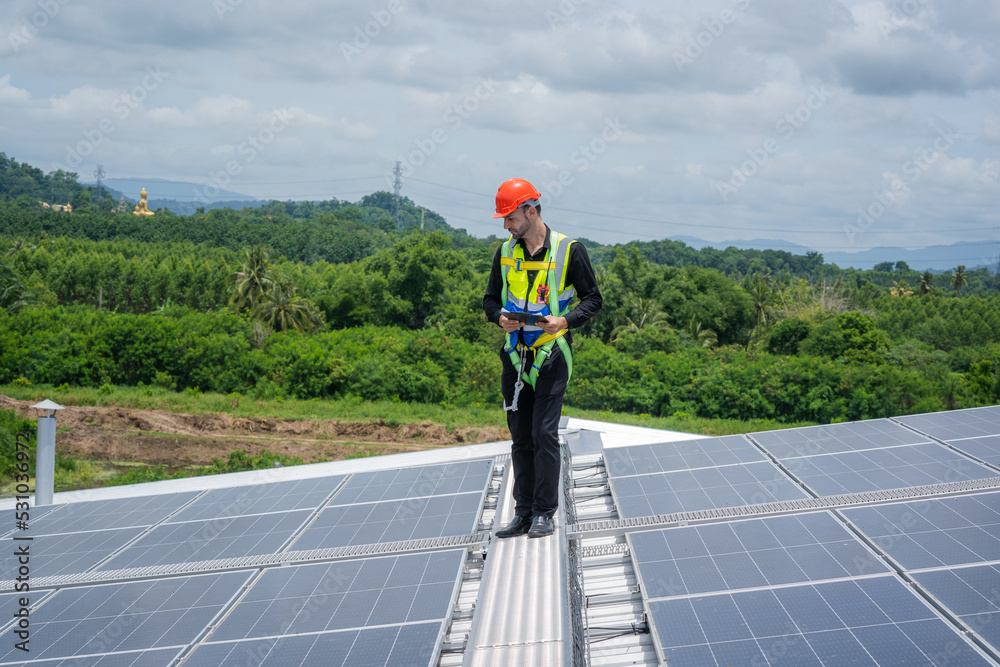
[503,207,530,240]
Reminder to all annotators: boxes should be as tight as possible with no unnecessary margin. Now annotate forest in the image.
[3,151,1000,431]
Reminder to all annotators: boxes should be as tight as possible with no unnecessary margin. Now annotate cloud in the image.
[0,74,31,105]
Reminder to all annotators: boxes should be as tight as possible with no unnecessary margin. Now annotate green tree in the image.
[919,271,935,295]
[951,265,967,296]
[232,245,273,311]
[0,263,32,313]
[253,280,322,333]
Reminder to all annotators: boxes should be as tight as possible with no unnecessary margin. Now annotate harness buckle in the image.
[515,258,522,272]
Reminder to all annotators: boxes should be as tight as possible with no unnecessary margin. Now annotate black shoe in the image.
[528,515,554,538]
[495,515,532,538]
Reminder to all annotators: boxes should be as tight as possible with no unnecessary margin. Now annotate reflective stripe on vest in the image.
[500,228,576,387]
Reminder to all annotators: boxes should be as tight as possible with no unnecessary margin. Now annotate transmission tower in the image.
[391,161,403,228]
[94,165,105,206]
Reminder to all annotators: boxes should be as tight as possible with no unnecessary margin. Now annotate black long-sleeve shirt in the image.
[482,226,603,353]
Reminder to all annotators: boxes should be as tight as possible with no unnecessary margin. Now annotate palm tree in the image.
[0,263,32,314]
[232,245,273,311]
[611,296,670,339]
[951,265,967,296]
[919,272,935,295]
[889,280,913,297]
[686,315,718,348]
[253,282,321,333]
[743,269,777,331]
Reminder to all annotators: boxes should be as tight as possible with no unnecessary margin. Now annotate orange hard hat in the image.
[492,178,541,218]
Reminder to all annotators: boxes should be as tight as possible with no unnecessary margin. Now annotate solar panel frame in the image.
[945,435,1000,469]
[184,549,467,666]
[782,442,998,496]
[628,511,890,599]
[290,491,485,551]
[0,646,186,666]
[0,571,254,664]
[604,435,767,478]
[841,491,1000,570]
[20,493,200,536]
[166,475,348,523]
[184,622,446,667]
[328,460,494,506]
[750,419,930,459]
[95,510,315,571]
[914,563,1000,656]
[0,527,146,579]
[646,575,996,666]
[609,461,810,519]
[895,406,1000,441]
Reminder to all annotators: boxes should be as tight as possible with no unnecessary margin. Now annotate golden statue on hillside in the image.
[133,188,154,216]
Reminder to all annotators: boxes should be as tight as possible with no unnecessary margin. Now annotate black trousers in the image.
[501,350,568,519]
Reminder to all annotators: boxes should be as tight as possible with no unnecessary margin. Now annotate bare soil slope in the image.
[0,395,508,467]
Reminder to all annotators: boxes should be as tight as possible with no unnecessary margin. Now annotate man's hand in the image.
[499,314,524,332]
[537,316,568,335]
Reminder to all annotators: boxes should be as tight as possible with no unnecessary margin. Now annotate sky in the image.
[1,0,998,260]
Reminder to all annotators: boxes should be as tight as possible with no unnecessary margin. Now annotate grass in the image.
[1,382,815,496]
[1,382,812,436]
[1,383,507,431]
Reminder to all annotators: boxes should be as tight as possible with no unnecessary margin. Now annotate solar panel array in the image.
[606,406,1000,665]
[1,460,496,666]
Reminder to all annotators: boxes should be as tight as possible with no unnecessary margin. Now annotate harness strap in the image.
[500,257,556,271]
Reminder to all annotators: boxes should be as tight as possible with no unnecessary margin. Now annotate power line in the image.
[404,176,999,238]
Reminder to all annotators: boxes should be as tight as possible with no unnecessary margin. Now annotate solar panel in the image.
[185,550,465,666]
[610,462,809,519]
[647,575,994,665]
[947,435,1000,468]
[0,527,145,578]
[914,564,1000,655]
[751,419,929,459]
[0,647,185,666]
[291,492,483,550]
[895,406,1000,441]
[842,492,1000,569]
[25,493,199,535]
[208,550,462,640]
[0,571,253,664]
[604,435,766,478]
[629,511,888,598]
[96,510,314,570]
[329,461,493,506]
[782,443,998,496]
[168,475,347,523]
[185,623,444,667]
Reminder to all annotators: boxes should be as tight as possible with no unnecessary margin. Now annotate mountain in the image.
[95,177,258,205]
[670,235,997,272]
[823,241,999,272]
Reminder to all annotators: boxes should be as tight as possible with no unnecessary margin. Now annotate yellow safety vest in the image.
[500,229,576,387]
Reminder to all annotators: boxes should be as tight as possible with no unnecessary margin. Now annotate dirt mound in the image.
[0,394,507,466]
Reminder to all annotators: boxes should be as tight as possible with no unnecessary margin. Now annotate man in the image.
[482,178,602,538]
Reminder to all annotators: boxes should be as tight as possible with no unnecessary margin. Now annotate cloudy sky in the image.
[1,0,998,259]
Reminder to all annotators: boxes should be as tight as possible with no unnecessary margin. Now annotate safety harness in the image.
[500,228,576,411]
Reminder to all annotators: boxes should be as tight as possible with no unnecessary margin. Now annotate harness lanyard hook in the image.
[503,346,528,412]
